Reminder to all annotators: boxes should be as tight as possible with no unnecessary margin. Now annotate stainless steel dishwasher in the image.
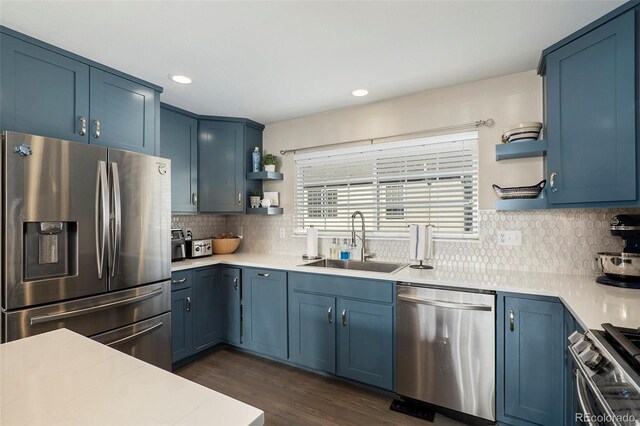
[396,283,496,423]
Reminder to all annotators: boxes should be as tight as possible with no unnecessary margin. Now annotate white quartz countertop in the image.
[0,329,264,426]
[172,253,640,331]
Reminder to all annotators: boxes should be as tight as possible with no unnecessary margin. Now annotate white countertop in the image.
[173,253,640,331]
[0,329,264,426]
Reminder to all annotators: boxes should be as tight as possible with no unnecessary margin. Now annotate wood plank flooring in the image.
[175,346,466,425]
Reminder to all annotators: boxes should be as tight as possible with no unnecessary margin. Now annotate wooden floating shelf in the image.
[495,140,547,161]
[246,171,284,181]
[246,207,284,215]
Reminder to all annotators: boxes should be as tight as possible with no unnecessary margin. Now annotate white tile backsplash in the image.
[172,209,640,275]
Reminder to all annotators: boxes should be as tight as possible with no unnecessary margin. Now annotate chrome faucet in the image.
[351,211,372,261]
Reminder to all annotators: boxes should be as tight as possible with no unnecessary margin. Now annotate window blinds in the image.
[294,131,479,239]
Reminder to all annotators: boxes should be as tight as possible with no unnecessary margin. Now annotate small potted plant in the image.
[250,189,261,208]
[262,153,278,172]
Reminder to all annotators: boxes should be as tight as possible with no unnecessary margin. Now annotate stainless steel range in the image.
[1,132,172,370]
[569,324,640,425]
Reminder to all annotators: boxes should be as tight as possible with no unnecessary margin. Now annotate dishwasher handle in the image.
[397,294,493,311]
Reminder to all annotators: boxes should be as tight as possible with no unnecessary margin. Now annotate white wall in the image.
[263,70,543,211]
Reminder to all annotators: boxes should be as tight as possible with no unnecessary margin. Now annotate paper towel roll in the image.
[306,227,319,257]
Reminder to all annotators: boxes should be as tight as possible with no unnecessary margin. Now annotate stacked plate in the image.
[501,122,542,143]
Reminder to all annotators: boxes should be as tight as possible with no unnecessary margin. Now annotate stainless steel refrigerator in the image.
[1,132,172,370]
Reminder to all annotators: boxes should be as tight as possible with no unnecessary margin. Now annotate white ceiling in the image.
[0,1,625,124]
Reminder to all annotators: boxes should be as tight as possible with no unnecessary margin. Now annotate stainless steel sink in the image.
[300,259,407,274]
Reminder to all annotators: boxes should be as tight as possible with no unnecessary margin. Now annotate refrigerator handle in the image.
[110,162,122,277]
[95,161,109,279]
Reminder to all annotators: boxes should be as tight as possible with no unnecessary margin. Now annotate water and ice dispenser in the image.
[23,221,77,281]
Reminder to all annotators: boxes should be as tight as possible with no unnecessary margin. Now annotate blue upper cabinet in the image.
[89,68,158,155]
[160,106,198,213]
[199,120,245,213]
[0,34,90,143]
[0,27,162,155]
[542,7,638,207]
[497,293,565,426]
[242,268,288,359]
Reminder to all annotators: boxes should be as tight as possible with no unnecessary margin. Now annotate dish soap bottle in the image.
[329,238,339,259]
[252,146,261,172]
[340,239,351,260]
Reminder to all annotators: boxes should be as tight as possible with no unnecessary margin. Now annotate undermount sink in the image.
[300,259,407,274]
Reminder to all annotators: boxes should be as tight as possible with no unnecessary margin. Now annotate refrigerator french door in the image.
[1,132,172,369]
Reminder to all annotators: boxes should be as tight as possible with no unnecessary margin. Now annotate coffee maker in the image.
[596,214,640,289]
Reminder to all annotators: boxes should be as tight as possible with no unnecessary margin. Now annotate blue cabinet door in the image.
[192,267,222,352]
[89,68,158,155]
[160,107,198,213]
[500,295,564,425]
[171,287,193,363]
[564,308,582,426]
[198,120,244,213]
[337,298,393,390]
[0,34,89,143]
[546,10,636,205]
[289,292,336,373]
[220,267,241,346]
[242,268,288,359]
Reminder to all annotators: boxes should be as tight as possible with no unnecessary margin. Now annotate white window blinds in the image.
[294,131,478,239]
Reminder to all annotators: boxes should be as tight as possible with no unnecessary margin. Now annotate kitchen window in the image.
[294,131,478,239]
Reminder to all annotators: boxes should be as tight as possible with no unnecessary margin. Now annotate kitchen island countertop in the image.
[172,253,640,331]
[0,329,264,426]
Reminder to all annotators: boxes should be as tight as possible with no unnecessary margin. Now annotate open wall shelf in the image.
[246,207,284,215]
[496,140,547,161]
[247,171,284,181]
[496,192,547,211]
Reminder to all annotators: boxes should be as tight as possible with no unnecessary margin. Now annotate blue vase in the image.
[252,147,261,172]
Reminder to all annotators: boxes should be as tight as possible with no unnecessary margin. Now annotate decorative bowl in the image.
[212,237,241,254]
[492,180,546,200]
[501,122,543,143]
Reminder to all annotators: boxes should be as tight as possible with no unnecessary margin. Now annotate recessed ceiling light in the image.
[169,74,193,85]
[352,89,369,97]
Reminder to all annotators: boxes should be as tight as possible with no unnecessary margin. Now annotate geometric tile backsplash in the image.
[173,208,640,275]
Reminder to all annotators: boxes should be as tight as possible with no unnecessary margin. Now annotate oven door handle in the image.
[574,369,599,426]
[105,321,164,347]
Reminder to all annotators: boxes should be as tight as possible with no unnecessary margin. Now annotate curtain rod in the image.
[279,118,494,155]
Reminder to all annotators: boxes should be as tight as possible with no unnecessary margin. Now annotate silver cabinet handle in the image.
[192,192,197,205]
[550,171,558,193]
[238,193,242,205]
[172,278,187,284]
[109,162,122,277]
[397,294,493,311]
[79,116,87,136]
[509,309,515,332]
[233,277,238,290]
[106,322,163,347]
[186,296,191,312]
[342,309,347,326]
[29,288,163,325]
[258,272,270,277]
[328,307,333,324]
[93,119,101,139]
[95,161,108,279]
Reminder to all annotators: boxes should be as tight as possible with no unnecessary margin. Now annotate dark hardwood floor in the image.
[175,346,466,425]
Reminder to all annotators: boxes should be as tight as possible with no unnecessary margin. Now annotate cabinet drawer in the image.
[289,272,393,303]
[171,270,193,290]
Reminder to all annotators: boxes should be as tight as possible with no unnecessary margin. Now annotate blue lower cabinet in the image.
[289,292,336,373]
[498,293,565,425]
[242,268,288,359]
[171,287,193,363]
[220,267,241,346]
[192,267,222,352]
[337,298,394,391]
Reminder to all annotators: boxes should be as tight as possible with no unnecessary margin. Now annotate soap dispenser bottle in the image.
[329,238,339,259]
[340,239,351,260]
